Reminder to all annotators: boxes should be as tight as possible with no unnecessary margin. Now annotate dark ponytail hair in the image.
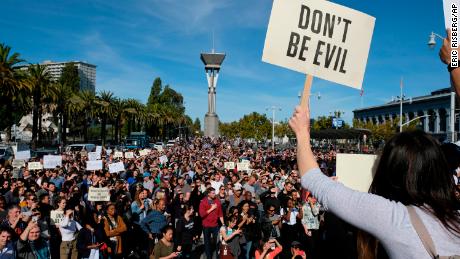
[358,131,460,259]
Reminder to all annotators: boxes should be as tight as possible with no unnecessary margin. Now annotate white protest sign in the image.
[12,159,25,168]
[241,159,250,165]
[27,162,43,170]
[43,155,62,169]
[237,163,250,171]
[50,210,65,225]
[109,162,125,173]
[114,151,123,158]
[28,162,43,170]
[443,0,460,29]
[124,152,134,159]
[159,155,168,164]
[88,152,100,161]
[262,0,375,89]
[88,187,110,201]
[139,149,149,156]
[96,146,102,155]
[224,162,235,170]
[106,149,112,155]
[336,153,377,192]
[86,160,103,171]
[15,150,31,161]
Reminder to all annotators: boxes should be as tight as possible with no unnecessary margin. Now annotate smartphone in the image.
[270,243,275,250]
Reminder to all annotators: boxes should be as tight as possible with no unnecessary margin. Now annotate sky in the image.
[0,0,450,124]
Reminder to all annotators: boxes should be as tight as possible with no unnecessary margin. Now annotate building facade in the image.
[353,88,458,141]
[19,60,96,93]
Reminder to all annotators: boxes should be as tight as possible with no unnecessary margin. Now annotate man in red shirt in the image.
[199,187,224,259]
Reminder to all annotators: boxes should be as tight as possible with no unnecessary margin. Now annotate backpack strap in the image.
[406,206,438,258]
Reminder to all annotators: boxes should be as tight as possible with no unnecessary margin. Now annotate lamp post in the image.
[266,106,281,150]
[428,31,456,141]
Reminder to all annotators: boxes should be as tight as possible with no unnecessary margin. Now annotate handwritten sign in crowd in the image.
[88,187,111,202]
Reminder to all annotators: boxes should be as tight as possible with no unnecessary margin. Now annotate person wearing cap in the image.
[290,241,306,259]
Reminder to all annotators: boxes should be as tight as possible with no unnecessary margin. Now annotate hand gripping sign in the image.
[263,0,375,106]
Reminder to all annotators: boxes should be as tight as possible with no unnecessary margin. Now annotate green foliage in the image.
[219,112,271,141]
[312,116,332,130]
[353,115,418,143]
[275,120,294,137]
[59,63,80,93]
[147,77,162,105]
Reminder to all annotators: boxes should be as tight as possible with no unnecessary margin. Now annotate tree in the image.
[50,82,73,145]
[192,118,202,135]
[219,112,271,141]
[0,43,28,142]
[275,120,294,138]
[26,64,51,148]
[96,91,115,146]
[60,63,80,93]
[147,77,162,106]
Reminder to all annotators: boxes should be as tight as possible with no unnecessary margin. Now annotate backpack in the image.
[407,206,460,259]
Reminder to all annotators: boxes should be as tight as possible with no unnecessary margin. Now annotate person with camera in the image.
[59,208,82,259]
[254,238,282,259]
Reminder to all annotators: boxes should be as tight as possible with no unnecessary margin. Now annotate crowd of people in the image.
[0,137,353,259]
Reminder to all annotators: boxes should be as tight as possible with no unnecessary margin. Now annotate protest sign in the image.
[139,149,149,156]
[96,146,102,155]
[50,210,65,225]
[86,160,103,171]
[109,162,125,173]
[262,0,375,89]
[12,159,25,168]
[237,162,250,171]
[106,149,112,155]
[88,187,110,201]
[241,159,250,165]
[224,162,235,170]
[15,150,31,161]
[43,155,62,169]
[88,152,100,161]
[336,153,377,192]
[28,162,43,170]
[124,152,134,159]
[114,151,123,158]
[159,155,168,164]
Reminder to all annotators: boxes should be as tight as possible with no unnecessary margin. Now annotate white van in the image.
[65,144,96,153]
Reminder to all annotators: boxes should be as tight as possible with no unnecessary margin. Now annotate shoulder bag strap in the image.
[407,206,438,258]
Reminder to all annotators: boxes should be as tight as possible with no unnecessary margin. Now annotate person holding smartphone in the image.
[59,208,82,259]
[77,218,105,259]
[254,238,282,259]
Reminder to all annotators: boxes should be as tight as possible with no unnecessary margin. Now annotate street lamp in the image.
[298,91,321,101]
[266,106,281,150]
[427,32,444,49]
[428,31,456,141]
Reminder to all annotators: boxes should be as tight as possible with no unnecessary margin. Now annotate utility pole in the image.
[266,106,281,150]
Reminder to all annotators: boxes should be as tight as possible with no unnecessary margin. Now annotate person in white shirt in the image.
[59,209,82,259]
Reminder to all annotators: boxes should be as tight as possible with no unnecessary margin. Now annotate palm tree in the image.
[125,98,142,136]
[26,64,51,149]
[50,82,73,145]
[78,90,96,142]
[96,91,115,146]
[0,43,28,142]
[112,98,126,144]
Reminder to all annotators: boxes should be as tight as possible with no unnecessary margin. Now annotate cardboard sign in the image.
[237,163,250,171]
[88,152,100,161]
[114,151,123,158]
[262,0,375,89]
[109,162,125,173]
[86,160,103,171]
[336,153,378,192]
[159,155,168,164]
[15,150,31,161]
[124,152,134,159]
[12,159,25,168]
[224,162,235,170]
[28,162,43,170]
[50,210,65,225]
[43,155,62,169]
[139,149,149,156]
[444,0,460,29]
[88,187,110,201]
